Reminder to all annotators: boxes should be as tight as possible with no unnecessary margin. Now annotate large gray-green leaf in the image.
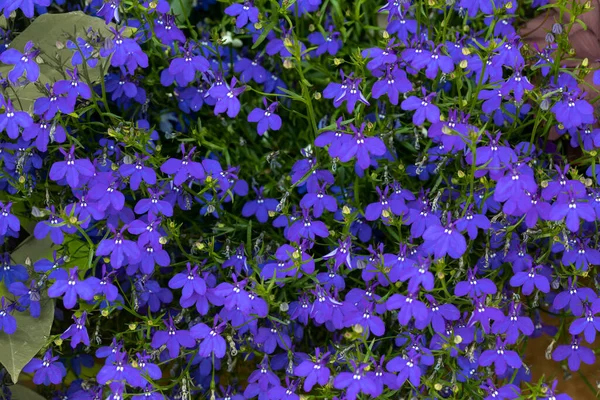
[8,383,47,400]
[0,294,54,384]
[170,0,193,23]
[0,11,112,111]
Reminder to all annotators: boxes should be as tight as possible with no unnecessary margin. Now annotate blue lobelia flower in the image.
[553,277,597,316]
[0,297,16,334]
[225,1,259,29]
[49,145,95,188]
[54,67,92,108]
[509,265,550,295]
[401,88,441,126]
[492,301,534,344]
[294,348,330,392]
[0,41,40,82]
[372,65,413,105]
[190,317,227,358]
[553,335,595,371]
[61,312,90,348]
[97,350,144,387]
[0,96,33,139]
[478,336,522,375]
[160,144,206,185]
[569,301,600,344]
[248,99,282,136]
[308,26,342,56]
[22,350,66,386]
[422,212,467,259]
[96,226,141,269]
[242,186,279,223]
[338,123,387,170]
[48,268,97,309]
[0,253,27,287]
[167,43,210,86]
[97,0,120,23]
[211,77,246,118]
[480,379,520,400]
[333,361,377,400]
[9,280,41,317]
[386,350,423,387]
[151,316,196,359]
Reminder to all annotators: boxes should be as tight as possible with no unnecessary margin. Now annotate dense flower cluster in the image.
[0,0,599,399]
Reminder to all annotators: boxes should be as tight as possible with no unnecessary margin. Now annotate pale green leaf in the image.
[0,11,114,112]
[9,384,46,400]
[0,294,54,384]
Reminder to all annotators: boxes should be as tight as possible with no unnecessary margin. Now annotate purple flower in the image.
[333,362,376,400]
[22,350,66,386]
[415,294,460,333]
[9,280,41,317]
[479,337,522,375]
[300,183,337,218]
[134,188,173,219]
[66,37,98,69]
[225,1,259,29]
[386,350,422,387]
[248,98,282,136]
[211,77,246,118]
[410,45,454,79]
[509,265,550,295]
[242,186,279,223]
[49,145,95,188]
[308,26,342,56]
[48,267,97,309]
[553,278,597,316]
[97,351,143,387]
[501,67,534,102]
[365,186,407,221]
[0,41,40,82]
[190,318,227,358]
[96,227,141,269]
[371,65,412,105]
[151,316,196,359]
[22,120,67,152]
[244,357,281,399]
[493,163,538,214]
[569,301,600,343]
[160,144,206,185]
[97,0,120,23]
[422,213,467,259]
[553,335,595,371]
[287,208,329,242]
[0,297,16,334]
[338,123,387,170]
[54,67,92,107]
[492,302,534,344]
[0,97,33,139]
[401,89,440,125]
[102,27,148,75]
[551,93,594,130]
[386,290,427,326]
[234,56,268,84]
[548,190,596,232]
[294,348,330,392]
[61,312,90,348]
[323,71,370,113]
[167,44,210,86]
[33,83,74,119]
[0,253,27,286]
[168,262,207,302]
[119,154,156,190]
[480,379,520,400]
[469,296,505,334]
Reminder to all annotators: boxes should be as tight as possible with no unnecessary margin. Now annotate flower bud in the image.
[382,30,390,39]
[129,323,137,330]
[54,338,63,346]
[459,59,468,69]
[352,324,363,334]
[314,92,322,100]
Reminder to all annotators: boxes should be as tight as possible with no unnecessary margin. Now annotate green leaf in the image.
[0,11,114,112]
[252,20,276,49]
[8,384,47,400]
[0,293,55,384]
[170,0,193,24]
